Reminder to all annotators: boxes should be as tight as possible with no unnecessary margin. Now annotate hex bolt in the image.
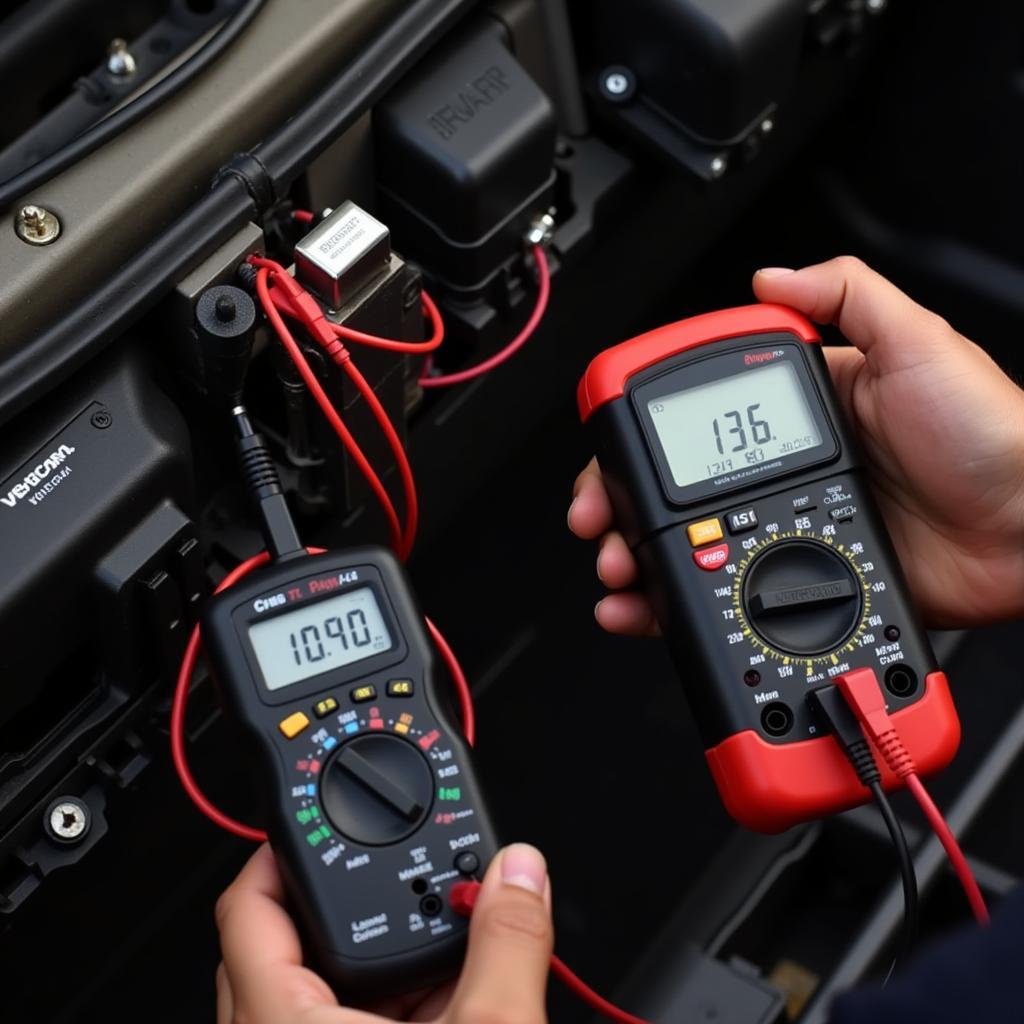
[15,204,61,245]
[106,38,137,78]
[45,797,91,844]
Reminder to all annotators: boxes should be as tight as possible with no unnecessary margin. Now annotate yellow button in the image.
[313,697,338,719]
[278,711,310,739]
[352,685,377,704]
[686,518,723,547]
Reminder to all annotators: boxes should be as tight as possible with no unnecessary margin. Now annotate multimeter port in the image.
[884,665,919,699]
[760,702,794,738]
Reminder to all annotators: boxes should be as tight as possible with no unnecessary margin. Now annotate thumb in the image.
[446,844,553,1023]
[752,256,961,375]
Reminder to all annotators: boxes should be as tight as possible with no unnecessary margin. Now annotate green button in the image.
[438,787,462,801]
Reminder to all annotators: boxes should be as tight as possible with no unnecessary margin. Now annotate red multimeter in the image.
[578,304,960,832]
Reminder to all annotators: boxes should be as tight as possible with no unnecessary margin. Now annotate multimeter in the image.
[578,304,960,833]
[201,546,497,998]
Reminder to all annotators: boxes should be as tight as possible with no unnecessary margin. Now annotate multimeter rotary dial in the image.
[320,734,435,846]
[734,533,870,662]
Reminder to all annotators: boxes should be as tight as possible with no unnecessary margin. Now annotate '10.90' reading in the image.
[291,609,372,666]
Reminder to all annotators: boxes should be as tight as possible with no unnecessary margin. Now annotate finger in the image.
[569,458,615,539]
[595,592,660,636]
[752,257,962,375]
[216,845,338,1019]
[822,344,864,424]
[597,531,639,590]
[446,845,553,1024]
[216,963,234,1024]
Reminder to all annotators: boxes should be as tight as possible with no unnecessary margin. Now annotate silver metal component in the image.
[15,204,61,245]
[525,208,557,247]
[760,117,774,136]
[866,0,887,12]
[709,156,728,179]
[47,799,89,842]
[294,200,391,309]
[604,72,629,96]
[106,38,137,78]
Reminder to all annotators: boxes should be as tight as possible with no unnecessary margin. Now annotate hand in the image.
[569,257,1024,631]
[215,843,552,1023]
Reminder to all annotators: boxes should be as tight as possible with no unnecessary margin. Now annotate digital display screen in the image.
[647,361,823,487]
[248,588,392,690]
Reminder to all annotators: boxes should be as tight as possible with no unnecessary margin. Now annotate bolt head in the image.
[106,38,137,77]
[599,66,636,103]
[45,798,90,843]
[15,204,61,245]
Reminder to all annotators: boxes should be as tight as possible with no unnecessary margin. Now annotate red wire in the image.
[835,668,989,926]
[551,956,650,1024]
[292,209,314,224]
[905,774,989,925]
[425,617,474,747]
[418,245,550,389]
[330,290,445,354]
[253,266,405,556]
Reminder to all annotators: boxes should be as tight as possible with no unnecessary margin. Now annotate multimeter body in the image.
[201,547,497,999]
[579,305,960,832]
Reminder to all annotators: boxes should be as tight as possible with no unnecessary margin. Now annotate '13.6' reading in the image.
[713,404,771,454]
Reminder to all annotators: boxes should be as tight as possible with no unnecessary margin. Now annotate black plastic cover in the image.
[586,0,804,143]
[374,22,556,290]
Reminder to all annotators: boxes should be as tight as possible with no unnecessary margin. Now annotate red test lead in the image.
[836,667,989,925]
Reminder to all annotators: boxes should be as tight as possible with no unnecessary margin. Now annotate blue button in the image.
[344,722,359,735]
[323,736,337,751]
[306,784,316,796]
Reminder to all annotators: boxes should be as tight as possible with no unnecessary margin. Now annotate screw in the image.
[106,38,137,78]
[744,669,762,687]
[90,409,112,429]
[45,797,90,844]
[709,155,728,179]
[599,66,636,103]
[15,204,61,245]
[884,625,901,642]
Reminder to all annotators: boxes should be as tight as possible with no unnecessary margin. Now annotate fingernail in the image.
[756,267,794,278]
[594,599,604,622]
[566,497,577,531]
[596,549,605,582]
[501,844,547,896]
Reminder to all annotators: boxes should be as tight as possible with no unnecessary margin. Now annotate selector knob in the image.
[741,539,862,657]
[320,734,434,846]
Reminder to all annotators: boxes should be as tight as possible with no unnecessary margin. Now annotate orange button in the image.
[686,518,723,547]
[278,711,310,739]
[693,543,729,571]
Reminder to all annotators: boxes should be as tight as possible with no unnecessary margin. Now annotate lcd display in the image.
[647,361,822,487]
[248,588,392,690]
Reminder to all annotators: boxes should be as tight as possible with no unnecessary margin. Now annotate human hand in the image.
[569,257,1024,631]
[215,843,552,1023]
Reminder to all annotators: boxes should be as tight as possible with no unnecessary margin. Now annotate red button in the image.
[693,543,729,571]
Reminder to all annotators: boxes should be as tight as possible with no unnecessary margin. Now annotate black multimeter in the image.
[201,546,497,999]
[578,304,960,833]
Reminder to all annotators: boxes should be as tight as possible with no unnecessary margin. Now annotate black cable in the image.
[808,684,920,981]
[868,780,919,977]
[0,0,267,212]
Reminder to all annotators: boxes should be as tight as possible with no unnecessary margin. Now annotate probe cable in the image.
[252,263,407,557]
[809,684,919,972]
[835,668,989,926]
[417,244,550,388]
